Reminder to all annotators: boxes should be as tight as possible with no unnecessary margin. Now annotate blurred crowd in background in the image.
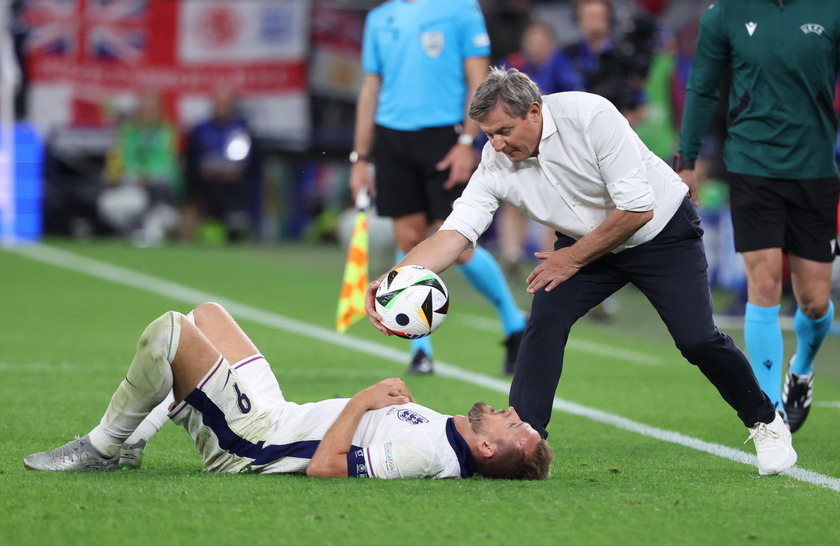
[3,0,840,311]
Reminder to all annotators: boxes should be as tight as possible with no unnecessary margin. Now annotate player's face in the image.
[480,103,543,163]
[468,402,542,457]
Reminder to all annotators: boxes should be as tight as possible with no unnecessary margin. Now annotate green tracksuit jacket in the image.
[678,0,840,179]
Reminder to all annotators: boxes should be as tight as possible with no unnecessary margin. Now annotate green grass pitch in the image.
[1,240,838,545]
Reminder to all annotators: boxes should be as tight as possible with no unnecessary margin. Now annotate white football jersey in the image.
[170,355,475,479]
[257,400,475,479]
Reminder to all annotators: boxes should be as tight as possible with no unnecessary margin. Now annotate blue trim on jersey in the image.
[445,418,475,478]
[186,389,321,466]
[347,446,371,478]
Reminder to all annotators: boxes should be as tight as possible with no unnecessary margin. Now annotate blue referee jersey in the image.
[362,0,490,131]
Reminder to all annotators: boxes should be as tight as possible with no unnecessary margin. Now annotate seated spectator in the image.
[98,90,181,246]
[182,86,257,243]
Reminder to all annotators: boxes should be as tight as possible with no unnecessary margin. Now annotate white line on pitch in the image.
[452,313,661,365]
[6,243,839,492]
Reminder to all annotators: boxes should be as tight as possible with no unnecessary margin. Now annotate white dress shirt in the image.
[441,92,689,253]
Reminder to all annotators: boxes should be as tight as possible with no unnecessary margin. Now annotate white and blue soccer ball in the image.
[375,265,449,339]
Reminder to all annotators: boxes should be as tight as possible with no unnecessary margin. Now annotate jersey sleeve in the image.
[588,99,657,212]
[361,12,381,75]
[358,433,453,479]
[677,2,729,161]
[440,158,501,248]
[457,0,491,58]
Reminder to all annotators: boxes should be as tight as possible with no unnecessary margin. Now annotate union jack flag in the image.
[24,0,148,63]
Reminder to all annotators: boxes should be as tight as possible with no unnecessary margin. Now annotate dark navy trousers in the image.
[509,197,776,439]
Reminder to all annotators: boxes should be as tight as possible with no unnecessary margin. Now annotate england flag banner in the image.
[23,0,310,143]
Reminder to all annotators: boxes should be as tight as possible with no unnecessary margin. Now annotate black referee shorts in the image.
[726,172,840,262]
[372,124,466,221]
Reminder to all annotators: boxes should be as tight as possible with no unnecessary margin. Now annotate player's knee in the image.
[797,297,831,319]
[191,302,228,327]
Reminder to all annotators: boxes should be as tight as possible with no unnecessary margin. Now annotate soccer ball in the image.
[375,265,449,339]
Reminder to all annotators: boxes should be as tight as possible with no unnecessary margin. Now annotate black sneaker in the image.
[502,330,524,376]
[782,368,813,433]
[409,349,434,375]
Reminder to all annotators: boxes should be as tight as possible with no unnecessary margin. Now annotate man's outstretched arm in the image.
[306,378,414,478]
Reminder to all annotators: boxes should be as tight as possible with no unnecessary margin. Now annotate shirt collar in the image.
[539,100,558,150]
[445,417,476,478]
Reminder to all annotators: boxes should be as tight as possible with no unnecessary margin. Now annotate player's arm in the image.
[350,73,381,200]
[306,379,414,478]
[365,230,470,335]
[438,56,490,189]
[527,208,652,293]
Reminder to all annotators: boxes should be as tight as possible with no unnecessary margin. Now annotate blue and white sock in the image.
[456,246,526,336]
[744,303,783,411]
[790,301,833,377]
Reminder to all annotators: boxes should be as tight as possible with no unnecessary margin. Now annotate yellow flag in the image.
[336,203,370,333]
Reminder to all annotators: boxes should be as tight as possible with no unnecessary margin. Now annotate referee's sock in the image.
[790,301,833,377]
[89,312,180,457]
[744,303,784,411]
[456,245,526,336]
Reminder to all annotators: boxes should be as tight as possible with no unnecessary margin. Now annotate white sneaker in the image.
[745,413,797,476]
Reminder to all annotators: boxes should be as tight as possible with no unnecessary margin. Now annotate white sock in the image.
[124,390,174,446]
[89,312,181,457]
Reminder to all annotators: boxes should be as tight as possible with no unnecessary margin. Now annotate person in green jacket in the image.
[675,0,840,432]
[99,90,181,246]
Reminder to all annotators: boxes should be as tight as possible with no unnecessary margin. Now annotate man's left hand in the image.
[527,248,584,293]
[437,143,476,189]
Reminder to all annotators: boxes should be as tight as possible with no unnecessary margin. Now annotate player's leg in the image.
[510,234,621,439]
[453,242,527,375]
[189,302,283,400]
[784,257,833,431]
[24,311,188,471]
[782,174,838,431]
[727,172,788,414]
[190,302,260,364]
[742,248,785,412]
[788,256,833,375]
[624,199,793,475]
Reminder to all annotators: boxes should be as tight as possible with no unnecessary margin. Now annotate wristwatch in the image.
[672,154,696,172]
[457,134,475,147]
[349,151,371,164]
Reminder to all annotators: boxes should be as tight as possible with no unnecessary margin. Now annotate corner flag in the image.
[336,188,371,333]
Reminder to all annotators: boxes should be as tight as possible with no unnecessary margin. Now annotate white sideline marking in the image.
[0,362,75,372]
[815,401,840,410]
[6,244,839,492]
[454,313,661,366]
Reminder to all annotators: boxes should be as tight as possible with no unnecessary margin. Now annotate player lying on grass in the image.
[24,302,553,479]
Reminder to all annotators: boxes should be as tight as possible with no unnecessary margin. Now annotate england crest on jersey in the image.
[801,24,825,36]
[421,31,445,58]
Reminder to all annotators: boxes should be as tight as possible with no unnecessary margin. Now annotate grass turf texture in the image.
[1,240,839,546]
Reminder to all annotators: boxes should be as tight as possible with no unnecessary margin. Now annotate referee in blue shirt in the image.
[350,0,526,375]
